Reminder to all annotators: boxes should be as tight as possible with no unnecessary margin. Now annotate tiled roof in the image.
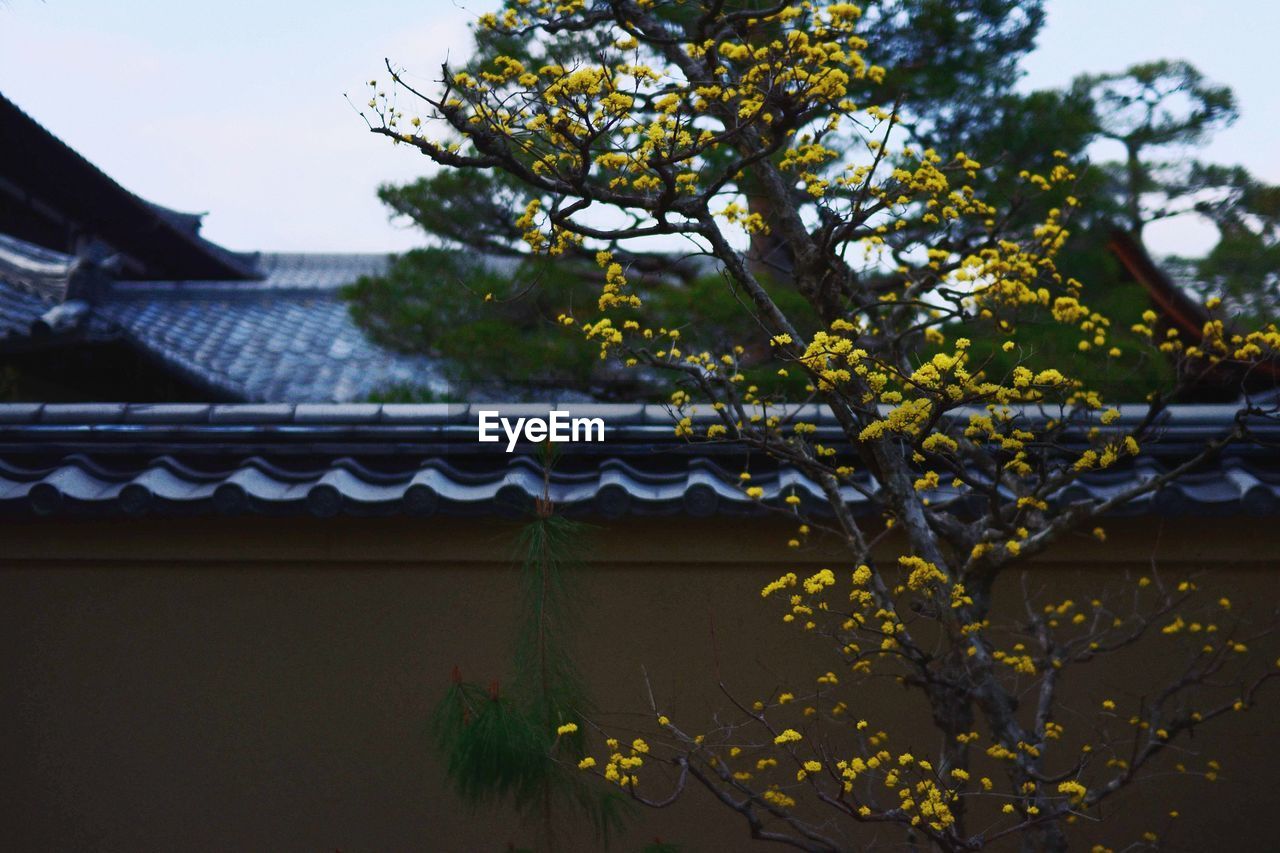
[0,276,53,340]
[0,236,445,401]
[97,253,446,402]
[0,236,119,345]
[0,403,1276,519]
[0,233,66,339]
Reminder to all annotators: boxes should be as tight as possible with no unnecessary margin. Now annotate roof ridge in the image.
[0,401,1272,431]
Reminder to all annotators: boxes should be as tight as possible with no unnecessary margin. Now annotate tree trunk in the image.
[1125,141,1145,236]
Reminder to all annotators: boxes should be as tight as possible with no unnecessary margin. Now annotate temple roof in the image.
[0,91,448,402]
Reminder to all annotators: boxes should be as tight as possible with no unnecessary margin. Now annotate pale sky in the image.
[1,0,1276,257]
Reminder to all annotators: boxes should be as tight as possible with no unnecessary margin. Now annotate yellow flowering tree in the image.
[365,2,1279,850]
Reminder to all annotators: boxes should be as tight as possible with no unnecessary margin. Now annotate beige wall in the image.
[1,517,1277,852]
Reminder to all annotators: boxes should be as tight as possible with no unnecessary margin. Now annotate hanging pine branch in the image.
[431,443,630,851]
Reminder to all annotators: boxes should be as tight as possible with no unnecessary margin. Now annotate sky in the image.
[1,0,1276,257]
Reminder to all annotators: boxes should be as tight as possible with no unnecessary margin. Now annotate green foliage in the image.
[431,512,630,849]
[1072,60,1240,234]
[1191,229,1280,324]
[345,242,822,397]
[365,382,450,403]
[1165,163,1280,323]
[954,230,1176,400]
[343,248,601,393]
[433,681,551,807]
[378,170,533,258]
[961,88,1099,212]
[864,0,1046,150]
[642,271,821,392]
[510,516,591,724]
[1074,60,1238,151]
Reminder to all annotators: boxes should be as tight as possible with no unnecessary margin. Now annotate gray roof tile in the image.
[208,404,297,424]
[292,403,384,424]
[96,287,445,402]
[0,403,43,423]
[0,279,55,340]
[122,404,214,423]
[40,403,127,424]
[379,403,470,423]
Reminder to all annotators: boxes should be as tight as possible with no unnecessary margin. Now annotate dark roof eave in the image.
[0,94,257,281]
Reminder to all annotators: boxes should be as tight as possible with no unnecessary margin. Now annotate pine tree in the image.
[432,447,628,850]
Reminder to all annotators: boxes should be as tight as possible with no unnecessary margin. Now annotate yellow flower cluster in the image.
[900,556,947,592]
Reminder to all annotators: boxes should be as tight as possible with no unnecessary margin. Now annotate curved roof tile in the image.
[0,403,1276,519]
